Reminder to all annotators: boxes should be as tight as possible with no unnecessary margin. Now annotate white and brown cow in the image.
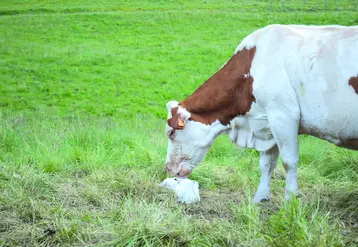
[164,24,358,202]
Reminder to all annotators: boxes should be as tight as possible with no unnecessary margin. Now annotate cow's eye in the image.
[168,130,175,140]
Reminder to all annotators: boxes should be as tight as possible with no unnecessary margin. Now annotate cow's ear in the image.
[166,101,179,113]
[167,113,185,130]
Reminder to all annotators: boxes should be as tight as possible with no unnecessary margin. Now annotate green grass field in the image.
[0,1,358,246]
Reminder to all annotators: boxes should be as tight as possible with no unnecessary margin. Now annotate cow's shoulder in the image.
[235,24,303,53]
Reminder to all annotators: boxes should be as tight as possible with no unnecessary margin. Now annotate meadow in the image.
[0,0,358,246]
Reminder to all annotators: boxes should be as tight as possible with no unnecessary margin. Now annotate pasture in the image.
[0,0,358,246]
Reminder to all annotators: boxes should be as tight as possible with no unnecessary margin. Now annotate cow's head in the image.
[164,101,225,177]
[163,47,257,177]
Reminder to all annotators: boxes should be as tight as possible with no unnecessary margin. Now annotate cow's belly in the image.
[294,40,358,149]
[299,98,358,149]
[337,139,358,150]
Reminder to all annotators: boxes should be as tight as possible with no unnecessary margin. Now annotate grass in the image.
[1,2,357,118]
[0,0,357,246]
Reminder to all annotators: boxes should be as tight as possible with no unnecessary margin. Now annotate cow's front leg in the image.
[268,111,300,201]
[253,145,279,203]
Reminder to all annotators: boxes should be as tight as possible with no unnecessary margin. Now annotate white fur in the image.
[165,24,358,202]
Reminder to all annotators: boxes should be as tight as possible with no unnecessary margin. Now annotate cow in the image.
[164,24,358,202]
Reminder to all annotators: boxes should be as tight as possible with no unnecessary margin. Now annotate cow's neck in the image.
[180,47,256,126]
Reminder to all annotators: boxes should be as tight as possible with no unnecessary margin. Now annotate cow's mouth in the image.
[175,172,187,178]
[176,162,193,177]
[166,161,193,177]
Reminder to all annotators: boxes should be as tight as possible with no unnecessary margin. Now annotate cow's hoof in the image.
[253,196,270,204]
[260,198,270,203]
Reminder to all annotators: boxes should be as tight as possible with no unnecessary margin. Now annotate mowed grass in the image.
[0,0,357,14]
[0,1,358,246]
[1,1,357,118]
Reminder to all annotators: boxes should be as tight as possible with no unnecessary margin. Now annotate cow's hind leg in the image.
[253,145,279,203]
[267,111,300,201]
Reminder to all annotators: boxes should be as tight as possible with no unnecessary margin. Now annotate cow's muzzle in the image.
[165,162,193,177]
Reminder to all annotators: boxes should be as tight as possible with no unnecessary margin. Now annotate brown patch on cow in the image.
[348,76,358,94]
[178,47,257,125]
